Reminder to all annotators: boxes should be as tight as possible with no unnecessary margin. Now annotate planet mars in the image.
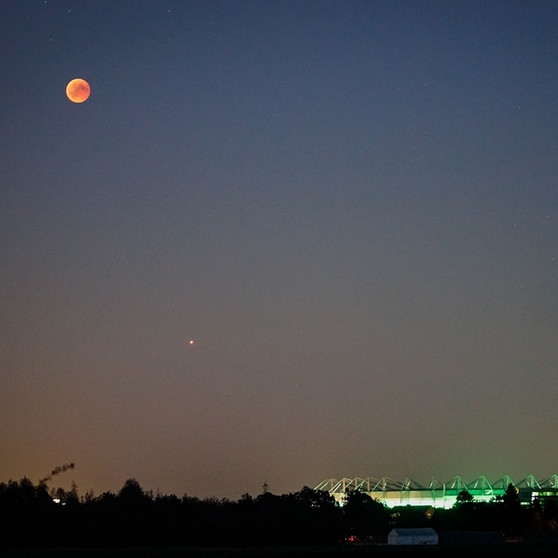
[66,78,91,103]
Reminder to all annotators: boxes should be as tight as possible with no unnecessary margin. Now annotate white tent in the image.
[388,527,438,545]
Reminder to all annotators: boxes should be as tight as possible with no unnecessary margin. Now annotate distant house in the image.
[387,527,438,545]
[438,531,505,546]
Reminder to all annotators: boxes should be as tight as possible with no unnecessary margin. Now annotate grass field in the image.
[2,544,558,558]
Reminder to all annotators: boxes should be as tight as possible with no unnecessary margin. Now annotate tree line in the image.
[1,477,557,548]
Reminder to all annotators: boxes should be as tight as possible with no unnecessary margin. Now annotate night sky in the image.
[2,0,557,500]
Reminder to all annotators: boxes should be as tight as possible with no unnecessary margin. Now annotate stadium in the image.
[314,474,558,509]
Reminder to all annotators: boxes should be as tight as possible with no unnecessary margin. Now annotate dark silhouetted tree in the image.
[501,483,526,536]
[342,489,390,539]
[455,488,474,505]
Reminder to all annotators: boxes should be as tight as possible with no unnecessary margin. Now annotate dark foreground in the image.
[3,543,558,558]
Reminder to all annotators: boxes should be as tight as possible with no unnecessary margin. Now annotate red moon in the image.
[66,78,91,103]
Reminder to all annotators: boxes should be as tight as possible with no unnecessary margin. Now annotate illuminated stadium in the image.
[314,474,558,509]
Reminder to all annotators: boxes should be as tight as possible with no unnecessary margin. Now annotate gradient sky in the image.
[2,0,558,500]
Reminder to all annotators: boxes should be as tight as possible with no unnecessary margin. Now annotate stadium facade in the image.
[314,474,558,509]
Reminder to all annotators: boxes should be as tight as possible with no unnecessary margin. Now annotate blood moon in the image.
[66,78,91,103]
